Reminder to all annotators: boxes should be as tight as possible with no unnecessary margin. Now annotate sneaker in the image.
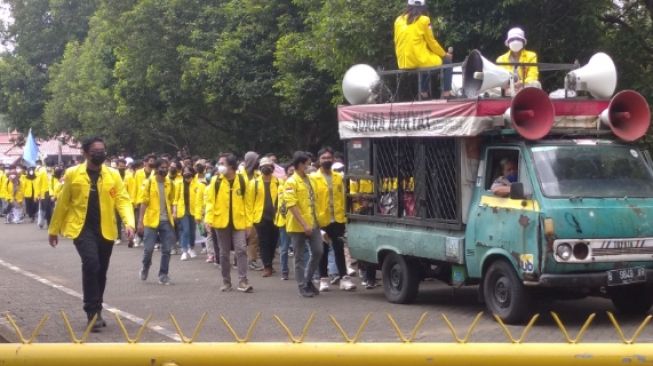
[170,248,177,255]
[248,260,263,271]
[155,244,161,250]
[237,280,253,293]
[200,247,207,254]
[206,255,215,263]
[288,248,295,257]
[180,252,190,261]
[307,281,320,296]
[127,241,134,248]
[299,285,314,298]
[189,249,198,258]
[330,275,341,285]
[262,267,272,277]
[220,283,233,292]
[114,239,122,245]
[365,281,377,290]
[361,280,368,287]
[139,268,148,281]
[319,277,330,292]
[347,267,357,277]
[158,275,171,285]
[339,275,357,291]
[281,273,289,281]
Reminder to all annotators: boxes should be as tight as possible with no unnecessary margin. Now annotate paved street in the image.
[1,223,652,344]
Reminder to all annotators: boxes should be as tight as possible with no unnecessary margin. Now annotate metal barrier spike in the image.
[273,312,315,344]
[4,313,49,344]
[170,313,208,344]
[441,312,483,344]
[550,312,595,344]
[60,311,94,344]
[493,314,539,344]
[386,312,428,343]
[114,313,152,344]
[606,311,652,345]
[219,312,261,343]
[329,313,371,343]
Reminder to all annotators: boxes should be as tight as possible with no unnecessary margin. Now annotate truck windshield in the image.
[531,145,653,198]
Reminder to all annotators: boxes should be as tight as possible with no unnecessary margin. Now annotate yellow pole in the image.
[0,343,651,366]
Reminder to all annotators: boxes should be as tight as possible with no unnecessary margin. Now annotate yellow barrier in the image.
[0,311,651,366]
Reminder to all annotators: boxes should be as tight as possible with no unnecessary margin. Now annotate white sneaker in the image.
[114,239,122,245]
[170,248,177,255]
[189,249,198,258]
[180,252,189,261]
[339,276,357,291]
[319,277,330,292]
[200,247,207,254]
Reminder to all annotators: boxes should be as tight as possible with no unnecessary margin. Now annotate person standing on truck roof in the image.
[285,151,324,298]
[312,147,357,292]
[491,158,518,197]
[496,27,540,94]
[394,0,453,99]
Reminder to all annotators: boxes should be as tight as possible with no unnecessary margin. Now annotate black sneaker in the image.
[299,285,314,298]
[306,281,320,296]
[139,267,148,281]
[86,314,102,333]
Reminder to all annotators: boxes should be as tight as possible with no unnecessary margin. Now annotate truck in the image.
[338,53,653,323]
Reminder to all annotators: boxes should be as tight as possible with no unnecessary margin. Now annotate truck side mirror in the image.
[510,182,525,200]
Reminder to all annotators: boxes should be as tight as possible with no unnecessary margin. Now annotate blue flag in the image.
[22,129,39,167]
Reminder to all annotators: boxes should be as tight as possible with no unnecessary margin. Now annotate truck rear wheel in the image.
[382,253,419,304]
[483,260,532,324]
[609,285,653,315]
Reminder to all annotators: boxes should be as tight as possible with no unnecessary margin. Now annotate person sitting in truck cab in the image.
[491,158,518,197]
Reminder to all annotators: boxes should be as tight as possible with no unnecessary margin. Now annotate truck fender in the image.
[480,249,522,280]
[376,245,404,265]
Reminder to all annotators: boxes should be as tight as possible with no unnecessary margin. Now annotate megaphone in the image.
[342,64,380,105]
[600,90,651,141]
[504,88,555,140]
[462,50,511,98]
[566,53,617,99]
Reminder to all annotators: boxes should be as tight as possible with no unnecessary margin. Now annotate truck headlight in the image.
[556,243,573,261]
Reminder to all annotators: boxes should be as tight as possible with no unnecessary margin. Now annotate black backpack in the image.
[214,174,246,199]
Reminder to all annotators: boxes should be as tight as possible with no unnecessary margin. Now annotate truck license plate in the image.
[607,267,646,286]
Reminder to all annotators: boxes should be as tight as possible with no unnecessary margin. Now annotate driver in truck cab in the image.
[491,158,518,197]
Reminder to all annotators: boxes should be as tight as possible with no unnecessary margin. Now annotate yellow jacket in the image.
[194,178,208,221]
[133,168,152,204]
[0,171,6,200]
[246,175,280,224]
[274,179,287,228]
[350,179,374,194]
[394,14,446,69]
[122,174,136,203]
[496,50,539,84]
[36,167,49,199]
[48,163,135,240]
[205,174,251,230]
[7,180,23,203]
[138,176,175,229]
[48,176,63,199]
[21,175,41,199]
[284,172,318,233]
[173,179,198,219]
[311,170,346,227]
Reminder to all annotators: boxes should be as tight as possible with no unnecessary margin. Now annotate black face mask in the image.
[149,162,156,169]
[169,167,178,175]
[321,161,333,170]
[157,168,168,176]
[195,166,205,174]
[90,152,107,166]
[260,166,274,175]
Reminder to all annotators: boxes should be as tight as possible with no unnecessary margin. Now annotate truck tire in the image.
[483,260,532,324]
[609,285,653,315]
[382,253,419,304]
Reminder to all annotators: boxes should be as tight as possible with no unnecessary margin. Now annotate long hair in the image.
[405,5,428,25]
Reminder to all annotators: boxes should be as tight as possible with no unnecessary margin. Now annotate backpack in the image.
[214,174,246,199]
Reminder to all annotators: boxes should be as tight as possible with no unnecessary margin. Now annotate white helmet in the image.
[408,0,426,5]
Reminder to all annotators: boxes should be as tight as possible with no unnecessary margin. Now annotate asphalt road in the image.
[1,222,652,344]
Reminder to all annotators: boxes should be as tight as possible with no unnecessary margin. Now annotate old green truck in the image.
[339,56,652,323]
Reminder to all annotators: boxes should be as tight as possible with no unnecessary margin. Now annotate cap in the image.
[505,27,527,46]
[332,162,345,172]
[259,157,274,167]
[407,0,426,5]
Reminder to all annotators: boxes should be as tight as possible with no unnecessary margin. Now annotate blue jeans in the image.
[278,228,290,275]
[179,214,196,251]
[142,221,176,278]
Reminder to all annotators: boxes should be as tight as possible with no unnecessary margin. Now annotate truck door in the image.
[466,147,541,280]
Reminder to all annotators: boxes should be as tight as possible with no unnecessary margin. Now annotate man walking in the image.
[138,158,176,285]
[48,136,135,332]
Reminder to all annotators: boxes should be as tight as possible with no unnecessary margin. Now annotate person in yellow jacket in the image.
[137,158,176,286]
[275,164,293,280]
[394,0,452,98]
[133,154,156,247]
[0,164,7,214]
[48,137,135,332]
[496,27,540,95]
[117,158,136,247]
[43,166,64,227]
[285,151,324,298]
[22,166,41,223]
[174,166,198,261]
[246,157,280,277]
[310,147,356,292]
[241,151,264,271]
[4,166,24,223]
[205,154,253,293]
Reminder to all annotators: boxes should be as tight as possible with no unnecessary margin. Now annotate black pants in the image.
[319,222,347,278]
[25,197,38,219]
[73,229,114,316]
[43,194,54,226]
[255,219,279,268]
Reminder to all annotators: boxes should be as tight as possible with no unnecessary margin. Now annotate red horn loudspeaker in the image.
[600,90,651,142]
[507,88,555,140]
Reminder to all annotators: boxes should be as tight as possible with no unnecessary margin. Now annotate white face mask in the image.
[509,40,524,53]
[217,165,227,175]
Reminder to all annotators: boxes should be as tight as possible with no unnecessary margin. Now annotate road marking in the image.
[0,258,181,342]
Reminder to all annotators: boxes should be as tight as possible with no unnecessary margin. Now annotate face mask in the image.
[111,162,118,168]
[218,165,227,175]
[148,162,156,169]
[90,152,107,166]
[507,173,518,183]
[195,166,205,174]
[169,167,178,175]
[16,168,23,174]
[321,161,333,170]
[205,173,212,181]
[157,168,168,176]
[509,40,524,53]
[260,166,274,175]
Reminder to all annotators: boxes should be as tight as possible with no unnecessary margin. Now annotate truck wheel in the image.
[609,285,653,315]
[382,253,419,304]
[483,260,532,324]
